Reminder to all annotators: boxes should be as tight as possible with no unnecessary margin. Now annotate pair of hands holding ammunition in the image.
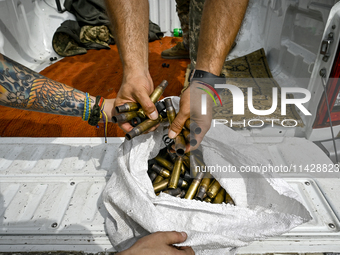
[114,71,213,152]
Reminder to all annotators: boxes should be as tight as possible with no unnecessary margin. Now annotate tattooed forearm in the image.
[0,53,90,117]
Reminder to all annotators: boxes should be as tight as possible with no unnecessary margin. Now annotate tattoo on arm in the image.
[0,54,89,117]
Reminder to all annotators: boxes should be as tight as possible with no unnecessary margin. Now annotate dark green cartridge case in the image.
[207,179,221,199]
[168,157,183,189]
[116,102,140,113]
[213,188,226,204]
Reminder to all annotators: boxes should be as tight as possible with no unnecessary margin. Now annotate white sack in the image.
[103,97,311,254]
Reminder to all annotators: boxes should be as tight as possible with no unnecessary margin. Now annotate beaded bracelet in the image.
[82,93,90,121]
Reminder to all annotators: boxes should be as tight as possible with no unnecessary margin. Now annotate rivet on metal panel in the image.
[332,25,336,29]
[304,181,310,186]
[328,223,335,229]
[51,222,58,228]
[319,68,327,78]
[70,182,75,186]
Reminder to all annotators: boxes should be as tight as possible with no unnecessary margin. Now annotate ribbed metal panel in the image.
[149,0,181,36]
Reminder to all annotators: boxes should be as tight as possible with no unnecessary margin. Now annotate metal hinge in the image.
[320,32,334,62]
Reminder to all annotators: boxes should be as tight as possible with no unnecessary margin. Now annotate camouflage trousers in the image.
[175,0,205,68]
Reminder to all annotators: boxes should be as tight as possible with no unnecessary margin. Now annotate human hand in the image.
[114,72,158,133]
[168,81,213,152]
[102,98,115,122]
[117,231,194,255]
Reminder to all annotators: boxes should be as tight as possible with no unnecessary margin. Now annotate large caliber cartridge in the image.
[154,156,174,171]
[203,196,212,203]
[184,172,205,200]
[213,188,226,204]
[207,180,221,199]
[164,98,176,124]
[182,129,197,147]
[184,119,202,134]
[137,80,169,118]
[151,164,171,178]
[225,192,235,205]
[126,116,164,140]
[148,171,158,182]
[168,157,183,189]
[153,178,170,193]
[112,111,138,123]
[116,102,140,113]
[153,175,164,184]
[184,156,205,200]
[164,188,182,196]
[196,173,212,200]
[175,134,186,156]
[167,152,186,175]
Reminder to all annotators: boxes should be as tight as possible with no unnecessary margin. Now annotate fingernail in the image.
[149,111,158,120]
[169,130,177,139]
[181,232,187,238]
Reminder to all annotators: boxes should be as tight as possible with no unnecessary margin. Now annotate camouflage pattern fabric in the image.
[176,0,205,69]
[80,25,112,49]
[53,33,87,57]
[175,0,190,47]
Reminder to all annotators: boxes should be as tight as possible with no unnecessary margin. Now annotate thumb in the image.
[162,231,187,245]
[136,92,158,120]
[168,112,188,139]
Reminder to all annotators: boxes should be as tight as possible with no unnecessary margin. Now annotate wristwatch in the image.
[189,69,226,88]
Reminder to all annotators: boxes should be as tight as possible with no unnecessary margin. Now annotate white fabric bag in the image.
[103,97,311,254]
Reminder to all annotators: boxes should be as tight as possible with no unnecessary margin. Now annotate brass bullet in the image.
[196,173,212,200]
[153,175,164,184]
[112,111,138,123]
[207,180,221,199]
[164,188,182,196]
[175,134,186,156]
[203,196,212,203]
[178,178,188,189]
[153,178,170,193]
[151,164,171,178]
[126,116,164,140]
[167,152,186,175]
[115,102,140,113]
[154,155,174,171]
[168,157,183,189]
[225,192,235,205]
[184,119,202,135]
[148,171,158,182]
[137,80,168,118]
[164,98,176,125]
[182,129,197,147]
[213,188,226,204]
[184,156,205,200]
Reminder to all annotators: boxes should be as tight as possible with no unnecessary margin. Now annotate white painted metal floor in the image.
[0,137,340,253]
